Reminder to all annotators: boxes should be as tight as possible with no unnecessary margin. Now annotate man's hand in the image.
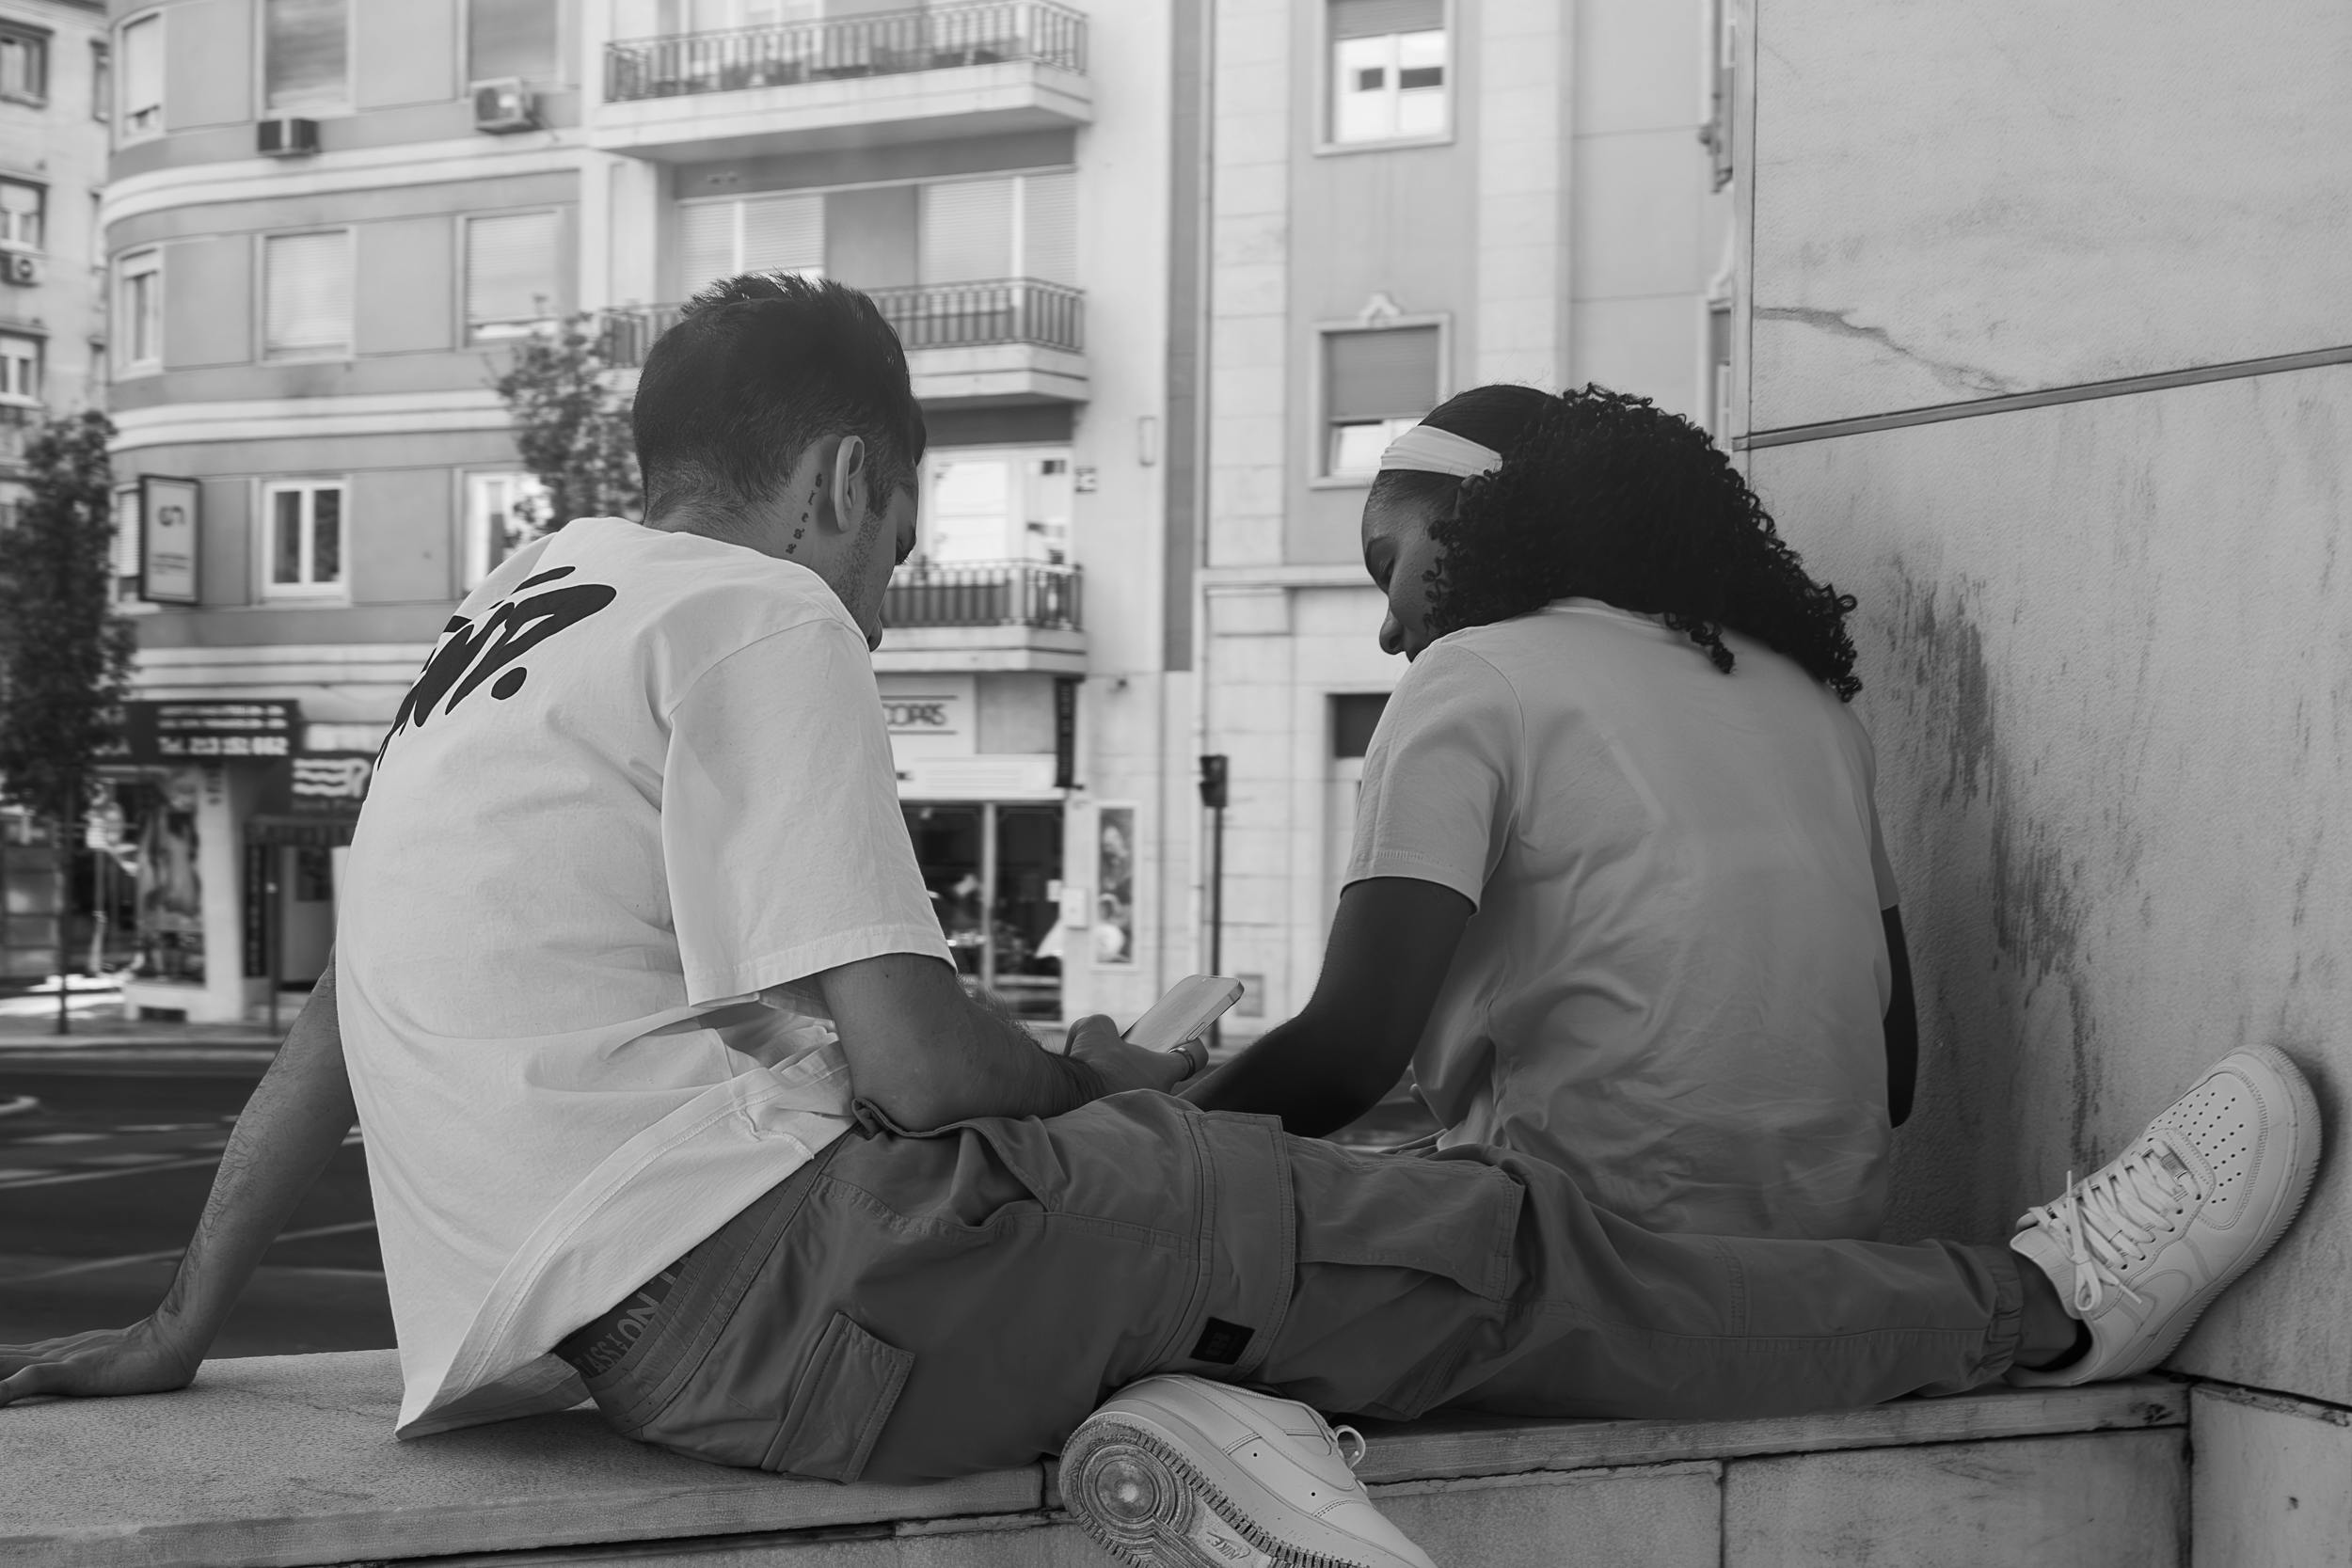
[1062,1014,1197,1098]
[0,1319,200,1407]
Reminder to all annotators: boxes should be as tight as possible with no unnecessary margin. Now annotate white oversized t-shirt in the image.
[1347,599,1899,1241]
[337,518,950,1437]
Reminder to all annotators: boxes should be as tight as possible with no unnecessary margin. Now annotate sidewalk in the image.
[0,990,279,1071]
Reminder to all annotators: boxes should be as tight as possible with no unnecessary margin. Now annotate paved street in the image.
[0,1055,393,1357]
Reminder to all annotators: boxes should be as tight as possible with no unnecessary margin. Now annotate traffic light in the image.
[1198,753,1229,810]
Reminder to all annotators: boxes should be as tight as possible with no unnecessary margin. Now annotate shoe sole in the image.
[1062,1417,1389,1568]
[2113,1042,2324,1379]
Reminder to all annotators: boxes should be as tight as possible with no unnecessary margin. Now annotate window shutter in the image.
[265,231,351,356]
[919,178,1014,285]
[265,0,348,111]
[468,211,558,330]
[1327,325,1439,420]
[1329,0,1443,40]
[739,194,824,275]
[470,0,559,82]
[121,16,162,116]
[677,200,735,293]
[1020,171,1075,285]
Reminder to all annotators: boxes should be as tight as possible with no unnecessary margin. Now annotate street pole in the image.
[1199,754,1228,1050]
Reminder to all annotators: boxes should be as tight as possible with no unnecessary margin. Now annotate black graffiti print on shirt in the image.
[378,567,618,764]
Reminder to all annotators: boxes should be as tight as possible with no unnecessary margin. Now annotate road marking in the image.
[0,1096,38,1118]
[0,1131,361,1190]
[0,1154,230,1190]
[11,1221,381,1281]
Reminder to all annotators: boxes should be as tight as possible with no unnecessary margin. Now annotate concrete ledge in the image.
[0,1352,2187,1568]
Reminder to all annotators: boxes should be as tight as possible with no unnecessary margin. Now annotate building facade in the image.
[1196,0,1731,1035]
[0,0,113,981]
[97,0,1198,1022]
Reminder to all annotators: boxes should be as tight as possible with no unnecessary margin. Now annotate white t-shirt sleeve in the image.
[1343,641,1522,911]
[661,617,950,1005]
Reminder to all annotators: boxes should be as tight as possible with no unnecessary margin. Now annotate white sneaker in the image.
[2010,1044,2320,1386]
[1061,1375,1438,1568]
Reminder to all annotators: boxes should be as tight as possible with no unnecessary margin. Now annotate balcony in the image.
[877,559,1085,673]
[594,1,1091,163]
[601,279,1088,406]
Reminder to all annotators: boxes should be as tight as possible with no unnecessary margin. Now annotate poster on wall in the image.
[139,475,201,605]
[1093,804,1136,965]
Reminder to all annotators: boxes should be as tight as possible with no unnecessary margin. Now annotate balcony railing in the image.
[606,1,1088,103]
[886,560,1082,631]
[599,278,1084,367]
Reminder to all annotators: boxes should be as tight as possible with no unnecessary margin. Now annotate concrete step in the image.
[0,1351,2189,1567]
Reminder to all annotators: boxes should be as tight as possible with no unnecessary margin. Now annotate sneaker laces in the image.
[2026,1135,2203,1313]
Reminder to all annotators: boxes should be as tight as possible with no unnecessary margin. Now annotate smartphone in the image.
[1122,974,1246,1051]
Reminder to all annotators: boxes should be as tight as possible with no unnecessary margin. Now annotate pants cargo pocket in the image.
[759,1311,916,1483]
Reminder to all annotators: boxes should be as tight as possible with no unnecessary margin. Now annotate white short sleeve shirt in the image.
[1347,600,1898,1242]
[337,519,950,1436]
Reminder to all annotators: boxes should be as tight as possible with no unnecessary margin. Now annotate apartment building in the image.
[1197,0,1732,1035]
[97,0,1195,1022]
[0,0,112,980]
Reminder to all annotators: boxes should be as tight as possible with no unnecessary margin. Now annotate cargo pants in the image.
[557,1091,2021,1486]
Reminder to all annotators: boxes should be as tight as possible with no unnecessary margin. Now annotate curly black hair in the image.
[1370,383,1863,700]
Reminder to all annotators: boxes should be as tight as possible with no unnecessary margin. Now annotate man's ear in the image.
[826,435,870,535]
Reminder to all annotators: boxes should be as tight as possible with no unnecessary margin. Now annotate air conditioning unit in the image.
[471,77,538,134]
[257,116,319,157]
[0,251,40,286]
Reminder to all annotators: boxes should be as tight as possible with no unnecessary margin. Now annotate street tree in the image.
[489,313,643,531]
[0,410,135,1034]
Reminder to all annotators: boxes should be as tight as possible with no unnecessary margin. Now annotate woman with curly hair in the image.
[1189,383,1915,1243]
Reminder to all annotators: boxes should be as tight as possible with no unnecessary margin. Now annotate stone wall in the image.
[1734,0,2352,1554]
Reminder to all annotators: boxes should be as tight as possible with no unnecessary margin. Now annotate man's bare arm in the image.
[819,951,1191,1130]
[0,963,356,1405]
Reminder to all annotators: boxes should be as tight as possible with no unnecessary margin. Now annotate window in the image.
[0,24,48,105]
[0,180,41,251]
[918,446,1072,564]
[117,249,162,372]
[917,172,1074,286]
[1322,324,1439,478]
[1327,691,1390,930]
[466,211,559,341]
[265,0,349,114]
[462,472,548,589]
[1328,0,1447,146]
[111,484,143,603]
[470,0,559,83]
[0,333,40,403]
[676,192,823,293]
[90,40,109,121]
[263,230,352,359]
[1708,299,1734,445]
[262,481,344,596]
[119,12,162,138]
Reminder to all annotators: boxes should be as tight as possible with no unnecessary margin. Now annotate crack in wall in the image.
[1756,306,2031,401]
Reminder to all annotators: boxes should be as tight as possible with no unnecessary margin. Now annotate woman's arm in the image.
[1883,907,1918,1127]
[0,962,357,1405]
[1184,877,1471,1137]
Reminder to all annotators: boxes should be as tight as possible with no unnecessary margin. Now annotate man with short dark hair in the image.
[0,277,2317,1568]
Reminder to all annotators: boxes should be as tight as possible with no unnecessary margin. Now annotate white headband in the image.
[1377,424,1503,480]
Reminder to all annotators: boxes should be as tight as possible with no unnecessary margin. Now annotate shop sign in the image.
[115,700,298,764]
[1054,675,1080,790]
[878,674,976,760]
[139,476,201,606]
[287,753,373,816]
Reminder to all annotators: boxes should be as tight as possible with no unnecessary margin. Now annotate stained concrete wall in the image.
[1733,0,2352,1463]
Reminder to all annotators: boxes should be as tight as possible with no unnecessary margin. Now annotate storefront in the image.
[95,700,369,1023]
[882,673,1074,1021]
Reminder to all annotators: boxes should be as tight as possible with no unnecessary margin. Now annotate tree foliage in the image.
[489,314,643,528]
[0,409,134,828]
